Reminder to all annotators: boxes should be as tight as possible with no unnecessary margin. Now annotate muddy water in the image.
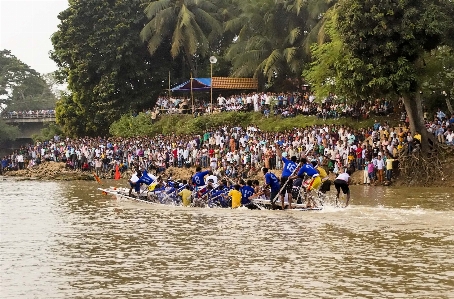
[1,179,453,298]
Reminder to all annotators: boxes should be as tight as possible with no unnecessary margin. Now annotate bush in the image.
[109,111,397,137]
[32,123,63,142]
[0,119,20,142]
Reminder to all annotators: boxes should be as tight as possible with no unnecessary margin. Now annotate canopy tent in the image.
[170,77,258,92]
[171,78,211,92]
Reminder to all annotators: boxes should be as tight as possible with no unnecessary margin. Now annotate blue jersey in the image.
[137,170,156,185]
[192,170,210,187]
[265,172,280,192]
[240,185,255,205]
[210,189,223,199]
[281,157,297,178]
[297,164,319,177]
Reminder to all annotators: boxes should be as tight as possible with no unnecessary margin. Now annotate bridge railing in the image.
[1,111,56,119]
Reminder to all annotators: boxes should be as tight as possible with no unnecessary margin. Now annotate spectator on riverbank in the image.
[152,92,395,121]
[4,106,452,185]
[1,110,56,118]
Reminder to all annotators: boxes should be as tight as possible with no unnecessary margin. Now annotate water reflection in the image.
[1,179,453,298]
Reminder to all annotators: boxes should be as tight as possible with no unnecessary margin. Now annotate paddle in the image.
[270,146,313,208]
[93,172,102,185]
[270,162,301,208]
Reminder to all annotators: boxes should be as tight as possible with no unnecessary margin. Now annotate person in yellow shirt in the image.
[414,131,422,144]
[178,185,193,207]
[385,155,395,182]
[347,152,355,168]
[228,184,242,208]
[312,161,331,193]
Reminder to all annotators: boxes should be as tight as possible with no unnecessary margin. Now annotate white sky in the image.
[0,0,68,74]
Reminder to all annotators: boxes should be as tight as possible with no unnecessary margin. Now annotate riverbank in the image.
[110,111,398,137]
[3,161,96,181]
[4,159,454,188]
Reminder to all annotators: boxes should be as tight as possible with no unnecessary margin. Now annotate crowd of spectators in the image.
[151,92,394,120]
[1,110,56,118]
[2,110,452,184]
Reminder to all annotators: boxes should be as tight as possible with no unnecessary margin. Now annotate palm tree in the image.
[224,0,335,84]
[140,0,223,76]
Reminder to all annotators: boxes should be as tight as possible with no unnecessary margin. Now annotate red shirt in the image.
[356,147,362,158]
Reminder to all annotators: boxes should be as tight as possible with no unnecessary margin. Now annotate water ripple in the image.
[1,180,453,298]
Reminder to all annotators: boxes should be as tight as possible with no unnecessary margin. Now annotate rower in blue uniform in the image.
[240,179,255,206]
[262,167,280,207]
[276,146,298,209]
[290,157,321,207]
[191,166,212,187]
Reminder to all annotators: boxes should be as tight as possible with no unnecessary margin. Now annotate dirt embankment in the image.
[3,160,453,188]
[4,162,97,181]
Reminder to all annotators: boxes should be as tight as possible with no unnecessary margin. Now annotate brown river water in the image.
[1,178,453,299]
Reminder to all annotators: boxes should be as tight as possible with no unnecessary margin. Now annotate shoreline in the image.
[3,161,453,188]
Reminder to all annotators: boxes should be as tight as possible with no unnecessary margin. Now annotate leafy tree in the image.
[140,0,224,77]
[51,0,175,137]
[0,50,56,111]
[303,12,350,99]
[306,0,454,152]
[225,0,334,85]
[420,46,454,115]
[32,122,64,142]
[0,119,20,142]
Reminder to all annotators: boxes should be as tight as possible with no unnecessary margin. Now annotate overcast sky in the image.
[0,0,68,74]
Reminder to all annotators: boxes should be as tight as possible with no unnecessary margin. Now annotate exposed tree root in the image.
[398,143,452,186]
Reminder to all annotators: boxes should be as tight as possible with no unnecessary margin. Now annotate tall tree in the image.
[225,0,334,85]
[0,50,56,111]
[306,0,454,152]
[51,0,174,137]
[140,0,224,77]
[0,118,20,142]
[420,46,454,114]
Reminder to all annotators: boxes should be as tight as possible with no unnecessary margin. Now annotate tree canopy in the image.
[225,0,334,86]
[304,0,454,151]
[140,0,224,77]
[50,0,454,138]
[51,0,174,137]
[0,50,56,111]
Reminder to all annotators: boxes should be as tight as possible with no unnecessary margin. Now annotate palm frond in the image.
[178,5,196,29]
[193,7,223,37]
[283,47,297,62]
[146,32,163,55]
[263,49,282,74]
[144,0,172,19]
[171,27,185,57]
[287,27,301,44]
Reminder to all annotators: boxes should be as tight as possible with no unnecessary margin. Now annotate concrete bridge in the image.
[3,112,56,123]
[4,116,56,124]
[2,113,56,138]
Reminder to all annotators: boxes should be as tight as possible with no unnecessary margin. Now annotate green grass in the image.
[109,111,399,137]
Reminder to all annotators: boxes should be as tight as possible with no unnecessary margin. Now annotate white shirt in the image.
[206,175,218,185]
[130,174,139,183]
[336,172,350,182]
[446,132,454,142]
[210,157,217,168]
[376,159,385,170]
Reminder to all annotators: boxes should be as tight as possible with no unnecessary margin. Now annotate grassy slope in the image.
[110,111,399,137]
